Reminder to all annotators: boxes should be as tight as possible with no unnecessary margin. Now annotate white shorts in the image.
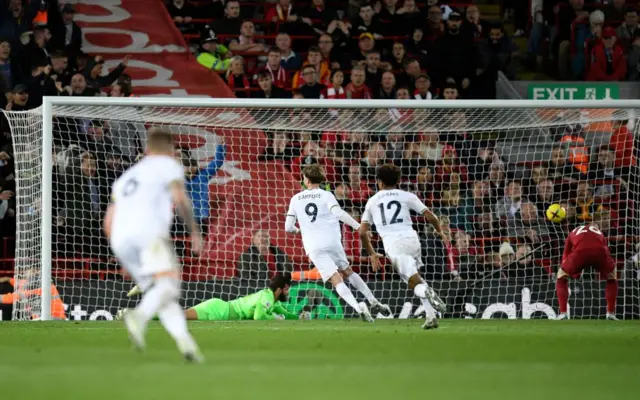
[308,246,350,282]
[384,236,422,283]
[111,235,178,291]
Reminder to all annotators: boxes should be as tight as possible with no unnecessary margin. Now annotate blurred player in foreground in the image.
[121,273,311,321]
[556,222,618,320]
[360,164,447,329]
[285,165,391,322]
[104,127,204,362]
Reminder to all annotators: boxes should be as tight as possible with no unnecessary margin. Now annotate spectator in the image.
[438,189,470,232]
[212,0,242,35]
[167,0,195,33]
[376,71,396,99]
[415,165,435,204]
[197,27,231,72]
[0,0,38,45]
[616,7,640,51]
[420,130,443,163]
[526,164,549,195]
[0,38,24,90]
[395,58,421,92]
[199,0,225,20]
[435,144,468,191]
[395,86,410,99]
[49,51,72,87]
[254,47,289,88]
[298,64,325,98]
[476,24,517,97]
[627,29,640,80]
[26,63,56,108]
[351,32,376,66]
[253,71,289,99]
[530,179,556,218]
[304,0,340,30]
[507,201,547,239]
[569,180,599,225]
[48,4,82,66]
[474,206,502,239]
[360,142,386,180]
[325,16,352,52]
[25,26,51,74]
[346,66,372,99]
[226,56,251,98]
[589,145,618,180]
[387,41,408,71]
[259,132,299,164]
[451,230,479,280]
[352,2,384,37]
[495,180,523,220]
[461,5,488,40]
[85,55,129,90]
[266,0,314,35]
[346,164,372,204]
[317,34,344,71]
[386,126,405,161]
[586,27,627,81]
[548,145,582,182]
[468,142,497,181]
[320,69,346,99]
[610,113,636,172]
[291,46,330,88]
[377,0,399,33]
[488,161,506,200]
[395,0,422,35]
[572,10,604,80]
[556,0,591,80]
[425,4,445,39]
[464,180,491,219]
[229,21,266,53]
[439,81,459,99]
[237,229,293,282]
[511,243,541,278]
[364,50,383,93]
[604,0,628,22]
[413,73,433,100]
[405,29,430,67]
[276,32,303,71]
[59,73,97,96]
[110,82,131,97]
[431,11,476,94]
[6,84,28,111]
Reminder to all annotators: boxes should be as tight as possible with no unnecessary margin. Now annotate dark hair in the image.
[404,58,419,67]
[269,273,292,291]
[330,69,343,79]
[396,86,410,92]
[51,50,67,59]
[302,164,326,184]
[308,45,321,54]
[360,3,373,10]
[366,50,381,56]
[114,82,132,96]
[443,82,458,91]
[267,46,280,55]
[376,164,402,187]
[257,71,272,80]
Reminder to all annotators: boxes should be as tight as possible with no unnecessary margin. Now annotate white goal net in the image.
[2,99,640,321]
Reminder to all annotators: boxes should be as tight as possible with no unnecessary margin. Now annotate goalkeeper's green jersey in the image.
[229,288,298,320]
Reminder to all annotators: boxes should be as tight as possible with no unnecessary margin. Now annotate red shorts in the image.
[560,247,615,280]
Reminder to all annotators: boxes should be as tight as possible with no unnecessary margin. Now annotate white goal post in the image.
[2,97,640,321]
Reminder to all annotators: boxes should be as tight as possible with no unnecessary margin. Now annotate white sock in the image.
[421,298,436,319]
[335,282,362,312]
[414,283,428,299]
[347,273,377,304]
[136,280,172,324]
[157,301,198,354]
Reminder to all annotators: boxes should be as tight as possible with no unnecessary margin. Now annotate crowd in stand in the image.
[0,0,637,281]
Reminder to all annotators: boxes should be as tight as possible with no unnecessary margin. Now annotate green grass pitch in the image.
[1,320,639,400]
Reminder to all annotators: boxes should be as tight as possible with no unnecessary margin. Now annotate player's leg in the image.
[339,255,392,317]
[311,251,373,322]
[556,253,582,320]
[603,257,619,320]
[188,298,231,321]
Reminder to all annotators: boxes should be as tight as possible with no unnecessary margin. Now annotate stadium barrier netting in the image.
[2,98,640,320]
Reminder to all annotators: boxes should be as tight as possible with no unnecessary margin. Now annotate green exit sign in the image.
[528,83,619,100]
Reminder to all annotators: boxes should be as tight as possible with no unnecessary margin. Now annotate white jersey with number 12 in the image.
[286,188,343,254]
[362,189,429,245]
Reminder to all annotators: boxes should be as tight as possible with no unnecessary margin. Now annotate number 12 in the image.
[378,201,403,226]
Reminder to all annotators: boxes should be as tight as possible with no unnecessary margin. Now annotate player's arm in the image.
[103,202,115,239]
[359,203,384,271]
[409,195,446,243]
[284,199,300,234]
[272,302,300,320]
[253,292,277,320]
[169,179,203,253]
[327,193,360,230]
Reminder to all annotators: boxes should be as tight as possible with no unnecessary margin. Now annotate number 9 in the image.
[305,203,318,222]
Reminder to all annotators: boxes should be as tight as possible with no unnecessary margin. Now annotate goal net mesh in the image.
[3,103,640,321]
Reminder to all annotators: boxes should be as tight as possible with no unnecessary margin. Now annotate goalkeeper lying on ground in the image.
[118,273,310,321]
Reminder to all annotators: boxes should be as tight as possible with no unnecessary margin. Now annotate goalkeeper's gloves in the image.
[127,285,143,297]
[298,311,311,320]
[274,313,286,320]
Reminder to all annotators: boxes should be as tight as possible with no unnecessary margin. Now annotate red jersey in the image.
[561,224,615,280]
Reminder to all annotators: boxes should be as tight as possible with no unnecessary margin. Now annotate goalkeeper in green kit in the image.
[118,273,310,321]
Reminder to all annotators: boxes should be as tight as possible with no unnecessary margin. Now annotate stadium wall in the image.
[2,279,638,321]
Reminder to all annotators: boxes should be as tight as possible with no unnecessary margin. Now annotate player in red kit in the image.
[556,224,618,320]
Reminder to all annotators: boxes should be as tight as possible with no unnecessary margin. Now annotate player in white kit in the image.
[285,165,391,321]
[103,127,203,362]
[360,164,447,329]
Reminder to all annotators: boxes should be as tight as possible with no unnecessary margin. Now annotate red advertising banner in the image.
[73,0,233,97]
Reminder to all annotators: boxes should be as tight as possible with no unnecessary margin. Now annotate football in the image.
[546,203,567,223]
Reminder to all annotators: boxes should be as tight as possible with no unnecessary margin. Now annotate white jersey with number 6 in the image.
[286,188,343,255]
[362,189,429,246]
[110,155,184,243]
